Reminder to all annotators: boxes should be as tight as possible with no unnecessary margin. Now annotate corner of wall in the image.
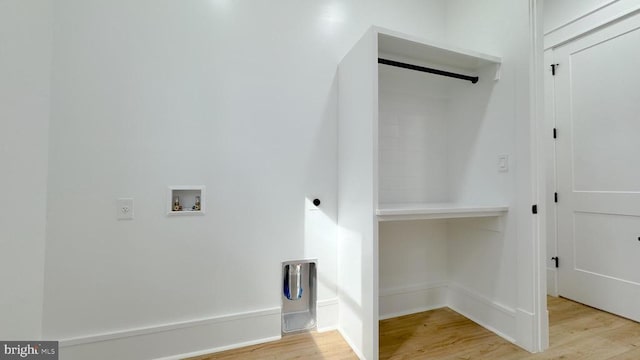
[0,0,53,341]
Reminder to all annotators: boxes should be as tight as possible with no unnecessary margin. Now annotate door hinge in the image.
[553,128,557,139]
[551,63,559,76]
[551,256,559,268]
[554,192,558,203]
[532,204,538,214]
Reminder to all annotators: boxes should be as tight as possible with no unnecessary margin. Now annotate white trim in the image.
[531,0,548,353]
[379,282,448,320]
[378,282,519,345]
[544,0,619,35]
[338,327,365,360]
[449,304,517,344]
[58,306,281,360]
[317,297,339,307]
[448,283,516,317]
[376,203,508,222]
[446,283,518,346]
[58,300,339,359]
[59,306,280,347]
[575,268,640,288]
[372,26,502,65]
[316,326,338,333]
[516,308,537,351]
[378,281,448,297]
[317,298,339,332]
[544,0,640,49]
[543,41,558,303]
[154,336,282,360]
[547,267,558,296]
[447,284,516,344]
[379,305,446,321]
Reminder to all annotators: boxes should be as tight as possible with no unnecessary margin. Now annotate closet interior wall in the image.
[378,56,515,330]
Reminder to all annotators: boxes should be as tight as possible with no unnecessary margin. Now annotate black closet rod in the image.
[378,58,479,84]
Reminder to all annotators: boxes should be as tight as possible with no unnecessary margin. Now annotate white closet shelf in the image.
[375,26,502,72]
[376,203,508,221]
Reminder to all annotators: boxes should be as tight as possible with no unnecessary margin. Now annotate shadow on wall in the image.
[303,190,365,337]
[446,64,503,205]
[303,196,363,320]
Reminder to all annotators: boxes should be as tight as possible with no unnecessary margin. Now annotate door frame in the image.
[542,0,640,326]
[531,0,549,352]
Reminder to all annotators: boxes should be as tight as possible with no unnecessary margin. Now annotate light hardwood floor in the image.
[187,297,640,359]
[379,296,640,359]
[186,331,358,360]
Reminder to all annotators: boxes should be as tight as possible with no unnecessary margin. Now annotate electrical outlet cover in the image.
[117,198,134,220]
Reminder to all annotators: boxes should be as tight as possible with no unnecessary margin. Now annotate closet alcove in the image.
[337,26,519,359]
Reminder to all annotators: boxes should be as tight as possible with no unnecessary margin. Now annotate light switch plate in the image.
[117,198,134,220]
[498,154,509,172]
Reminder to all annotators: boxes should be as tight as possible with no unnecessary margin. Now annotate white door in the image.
[555,13,640,321]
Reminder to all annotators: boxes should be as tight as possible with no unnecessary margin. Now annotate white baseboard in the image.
[56,283,521,360]
[337,327,365,360]
[547,267,558,296]
[58,307,281,360]
[446,283,516,343]
[379,282,448,320]
[378,282,518,346]
[156,336,282,360]
[317,298,339,332]
[58,297,341,360]
[515,308,536,352]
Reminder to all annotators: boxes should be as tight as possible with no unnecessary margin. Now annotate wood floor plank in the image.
[379,296,640,360]
[606,347,640,360]
[187,297,640,359]
[185,331,358,360]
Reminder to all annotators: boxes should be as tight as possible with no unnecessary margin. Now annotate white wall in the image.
[378,65,450,204]
[0,0,51,340]
[378,220,448,319]
[445,0,539,350]
[444,0,521,311]
[41,1,447,358]
[0,0,542,356]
